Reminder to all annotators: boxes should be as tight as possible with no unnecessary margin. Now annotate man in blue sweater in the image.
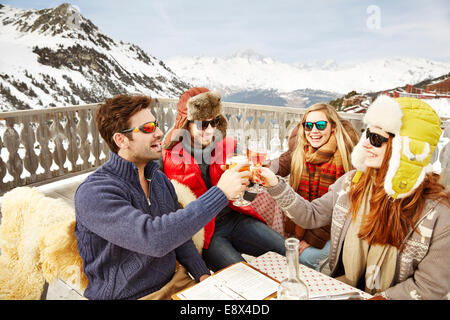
[74,94,249,300]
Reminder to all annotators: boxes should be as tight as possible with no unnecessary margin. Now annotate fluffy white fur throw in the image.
[0,181,204,299]
[0,187,88,300]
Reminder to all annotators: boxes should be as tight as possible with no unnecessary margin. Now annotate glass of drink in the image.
[247,139,267,193]
[227,154,251,206]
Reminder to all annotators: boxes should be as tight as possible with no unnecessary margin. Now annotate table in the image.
[249,251,373,299]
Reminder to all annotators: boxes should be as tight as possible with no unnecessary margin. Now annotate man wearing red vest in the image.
[163,87,285,271]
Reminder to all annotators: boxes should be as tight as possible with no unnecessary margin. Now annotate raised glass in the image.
[227,154,251,207]
[247,139,267,194]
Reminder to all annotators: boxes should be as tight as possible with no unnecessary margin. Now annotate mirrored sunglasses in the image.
[191,116,221,130]
[366,128,390,148]
[121,121,159,134]
[303,121,328,131]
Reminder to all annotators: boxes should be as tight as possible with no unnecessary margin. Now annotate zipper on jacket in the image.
[146,169,156,206]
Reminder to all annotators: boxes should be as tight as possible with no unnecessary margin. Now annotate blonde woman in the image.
[267,103,359,270]
[260,96,450,299]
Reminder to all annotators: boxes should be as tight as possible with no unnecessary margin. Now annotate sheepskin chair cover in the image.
[170,179,205,253]
[0,187,88,300]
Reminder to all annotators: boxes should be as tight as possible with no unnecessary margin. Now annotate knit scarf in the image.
[297,133,344,201]
[286,134,345,241]
[338,182,397,295]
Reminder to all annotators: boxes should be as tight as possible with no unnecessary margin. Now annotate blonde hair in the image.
[290,103,357,191]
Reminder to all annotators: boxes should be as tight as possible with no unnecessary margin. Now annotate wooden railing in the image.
[1,99,449,196]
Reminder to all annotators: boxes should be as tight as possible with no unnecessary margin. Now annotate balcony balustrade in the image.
[0,98,449,196]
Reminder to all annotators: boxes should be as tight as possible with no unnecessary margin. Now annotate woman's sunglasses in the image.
[191,116,221,131]
[366,128,391,148]
[303,121,328,131]
[121,121,159,134]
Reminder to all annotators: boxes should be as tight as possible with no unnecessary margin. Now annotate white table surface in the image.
[249,251,373,299]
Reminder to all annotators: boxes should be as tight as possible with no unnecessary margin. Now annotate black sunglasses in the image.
[366,128,391,148]
[303,121,328,131]
[191,116,221,130]
[121,121,159,134]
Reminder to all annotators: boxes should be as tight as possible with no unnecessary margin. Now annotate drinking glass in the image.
[247,139,268,193]
[226,154,251,206]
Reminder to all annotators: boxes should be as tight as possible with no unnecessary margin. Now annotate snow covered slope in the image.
[0,3,190,111]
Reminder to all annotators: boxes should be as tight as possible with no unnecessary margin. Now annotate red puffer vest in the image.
[162,136,265,249]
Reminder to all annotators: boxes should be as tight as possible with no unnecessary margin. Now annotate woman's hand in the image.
[257,167,279,188]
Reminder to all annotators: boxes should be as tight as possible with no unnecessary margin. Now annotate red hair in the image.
[349,136,449,249]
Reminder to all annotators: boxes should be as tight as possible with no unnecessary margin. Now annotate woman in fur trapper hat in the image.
[162,87,286,272]
[258,96,450,299]
[163,87,228,150]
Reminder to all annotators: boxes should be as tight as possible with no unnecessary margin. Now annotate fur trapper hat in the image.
[351,95,442,199]
[163,87,228,149]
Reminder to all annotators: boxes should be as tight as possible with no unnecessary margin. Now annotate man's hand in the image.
[217,163,251,199]
[199,274,210,282]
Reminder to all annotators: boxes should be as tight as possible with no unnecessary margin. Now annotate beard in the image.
[127,141,162,165]
[180,129,224,165]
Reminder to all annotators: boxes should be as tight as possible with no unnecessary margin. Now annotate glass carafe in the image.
[277,238,309,300]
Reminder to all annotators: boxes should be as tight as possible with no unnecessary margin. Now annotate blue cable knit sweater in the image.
[75,152,228,299]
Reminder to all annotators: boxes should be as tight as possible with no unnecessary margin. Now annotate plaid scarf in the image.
[286,134,345,243]
[297,133,344,200]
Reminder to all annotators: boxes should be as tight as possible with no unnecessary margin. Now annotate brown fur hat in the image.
[163,87,228,149]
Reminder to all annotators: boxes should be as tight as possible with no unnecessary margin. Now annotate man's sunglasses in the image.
[121,121,159,134]
[190,116,221,130]
[303,121,328,131]
[366,128,391,148]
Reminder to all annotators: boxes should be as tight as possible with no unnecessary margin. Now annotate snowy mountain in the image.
[166,49,450,98]
[223,88,341,108]
[0,3,190,111]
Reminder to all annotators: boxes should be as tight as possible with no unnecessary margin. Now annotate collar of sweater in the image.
[106,151,160,185]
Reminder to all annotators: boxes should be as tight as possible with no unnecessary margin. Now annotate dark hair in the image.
[95,94,152,153]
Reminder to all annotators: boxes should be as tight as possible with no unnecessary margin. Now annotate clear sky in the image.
[2,0,450,64]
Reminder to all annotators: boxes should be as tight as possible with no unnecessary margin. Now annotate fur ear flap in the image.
[351,133,367,172]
